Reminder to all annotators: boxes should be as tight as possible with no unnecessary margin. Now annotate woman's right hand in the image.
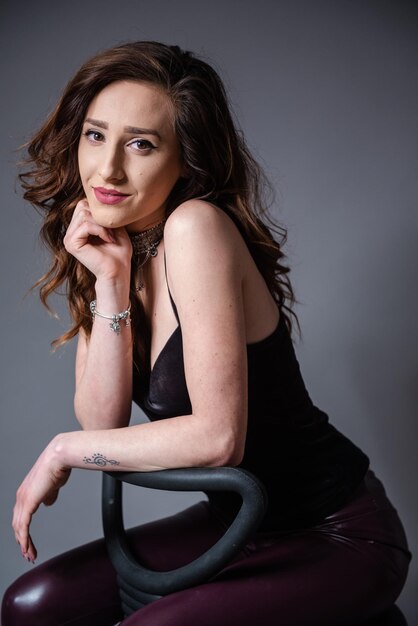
[63,199,132,281]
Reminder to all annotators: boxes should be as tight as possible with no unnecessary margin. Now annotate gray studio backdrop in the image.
[1,0,417,622]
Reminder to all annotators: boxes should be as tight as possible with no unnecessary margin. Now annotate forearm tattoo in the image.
[83,453,120,467]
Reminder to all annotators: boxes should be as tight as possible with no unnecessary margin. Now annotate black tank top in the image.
[133,280,369,531]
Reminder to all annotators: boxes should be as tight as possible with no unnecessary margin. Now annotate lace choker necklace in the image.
[129,219,165,291]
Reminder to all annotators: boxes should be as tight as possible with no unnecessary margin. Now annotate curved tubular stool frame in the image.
[102,467,268,616]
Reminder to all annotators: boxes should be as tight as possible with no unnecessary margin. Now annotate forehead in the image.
[85,80,175,132]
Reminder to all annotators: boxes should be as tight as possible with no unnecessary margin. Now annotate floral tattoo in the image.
[83,453,120,467]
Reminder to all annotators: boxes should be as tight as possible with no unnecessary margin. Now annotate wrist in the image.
[94,278,131,310]
[90,299,131,335]
[48,433,72,471]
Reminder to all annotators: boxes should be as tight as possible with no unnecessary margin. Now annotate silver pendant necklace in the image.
[129,220,165,291]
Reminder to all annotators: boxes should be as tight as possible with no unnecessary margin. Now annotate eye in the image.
[83,129,104,143]
[129,139,156,152]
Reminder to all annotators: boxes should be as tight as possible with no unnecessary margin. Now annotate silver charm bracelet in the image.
[90,300,131,335]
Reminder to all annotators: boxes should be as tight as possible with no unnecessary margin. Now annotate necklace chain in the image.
[129,219,166,291]
[129,220,166,257]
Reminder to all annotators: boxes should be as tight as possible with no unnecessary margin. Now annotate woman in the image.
[3,41,410,625]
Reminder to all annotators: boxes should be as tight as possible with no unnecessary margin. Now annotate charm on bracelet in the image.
[90,300,131,335]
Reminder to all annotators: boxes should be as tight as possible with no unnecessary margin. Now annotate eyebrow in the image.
[84,118,161,140]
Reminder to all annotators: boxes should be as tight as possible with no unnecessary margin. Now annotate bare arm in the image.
[14,201,249,561]
[74,200,248,468]
[64,200,134,429]
[74,287,133,430]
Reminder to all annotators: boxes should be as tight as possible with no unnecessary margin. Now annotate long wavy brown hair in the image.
[20,41,297,365]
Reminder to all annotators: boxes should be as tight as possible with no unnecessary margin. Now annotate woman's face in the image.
[78,80,182,232]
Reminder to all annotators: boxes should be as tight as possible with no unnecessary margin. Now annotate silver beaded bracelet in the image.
[89,300,131,335]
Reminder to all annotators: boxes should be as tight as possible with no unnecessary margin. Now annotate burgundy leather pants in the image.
[2,471,410,626]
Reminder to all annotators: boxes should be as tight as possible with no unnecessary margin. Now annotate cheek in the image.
[78,147,95,182]
[153,158,182,192]
[133,163,173,194]
[77,152,87,184]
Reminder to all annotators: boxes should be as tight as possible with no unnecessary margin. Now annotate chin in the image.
[89,207,123,229]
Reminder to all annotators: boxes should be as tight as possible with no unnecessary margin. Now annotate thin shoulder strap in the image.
[163,251,180,324]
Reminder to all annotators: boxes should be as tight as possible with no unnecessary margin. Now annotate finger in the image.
[72,198,90,215]
[67,201,117,244]
[65,202,94,236]
[14,509,33,556]
[64,220,115,251]
[13,490,38,555]
[68,207,115,241]
[64,199,90,228]
[70,216,113,242]
[24,534,38,563]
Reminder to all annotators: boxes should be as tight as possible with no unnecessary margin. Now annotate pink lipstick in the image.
[93,187,129,205]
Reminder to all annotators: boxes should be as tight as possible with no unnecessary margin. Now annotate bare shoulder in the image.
[163,200,243,300]
[164,200,239,259]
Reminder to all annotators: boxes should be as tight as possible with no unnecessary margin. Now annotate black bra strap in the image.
[163,251,180,324]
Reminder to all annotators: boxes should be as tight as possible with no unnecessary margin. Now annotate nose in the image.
[99,143,126,182]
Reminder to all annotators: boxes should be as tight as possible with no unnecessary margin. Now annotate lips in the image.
[93,187,130,205]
